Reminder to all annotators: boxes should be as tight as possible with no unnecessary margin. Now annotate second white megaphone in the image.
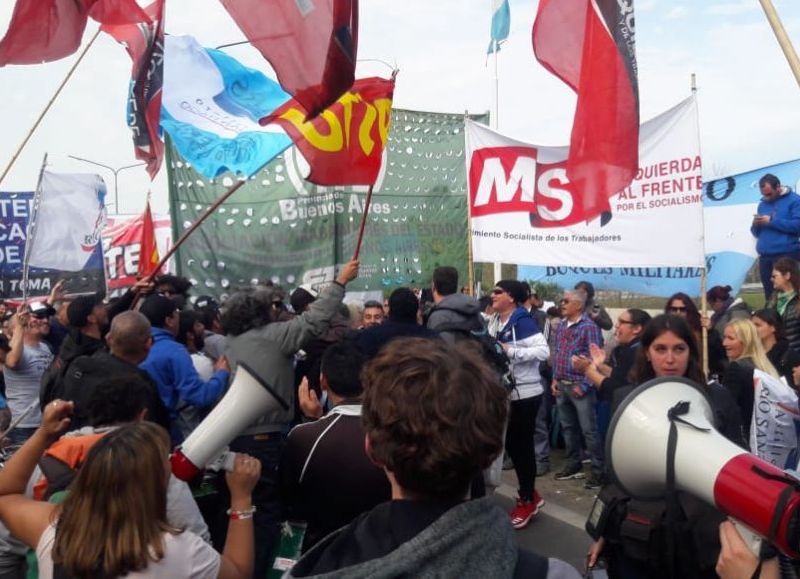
[171,362,289,481]
[607,377,800,558]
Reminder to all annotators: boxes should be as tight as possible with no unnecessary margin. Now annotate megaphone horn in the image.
[171,361,289,481]
[607,376,800,558]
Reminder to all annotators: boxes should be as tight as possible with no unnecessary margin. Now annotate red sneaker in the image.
[510,496,540,529]
[533,490,545,510]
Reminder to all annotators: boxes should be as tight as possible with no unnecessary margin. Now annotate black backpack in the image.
[432,315,515,390]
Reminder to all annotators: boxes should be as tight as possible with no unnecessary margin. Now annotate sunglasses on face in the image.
[491,289,506,295]
[668,306,687,313]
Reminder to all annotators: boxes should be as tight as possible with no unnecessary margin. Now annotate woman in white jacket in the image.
[488,280,550,530]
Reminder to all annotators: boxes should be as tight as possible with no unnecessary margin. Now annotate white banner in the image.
[751,369,800,470]
[467,96,704,268]
[26,172,107,272]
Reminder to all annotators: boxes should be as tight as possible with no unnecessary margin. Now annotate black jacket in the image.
[721,358,756,443]
[355,320,439,358]
[780,295,800,353]
[598,340,640,402]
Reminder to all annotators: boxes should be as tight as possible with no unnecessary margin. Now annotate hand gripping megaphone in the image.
[171,362,289,481]
[607,377,800,558]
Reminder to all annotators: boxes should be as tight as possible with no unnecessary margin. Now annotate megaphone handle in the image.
[733,521,763,556]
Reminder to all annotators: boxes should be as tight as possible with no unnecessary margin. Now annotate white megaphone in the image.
[607,377,800,558]
[171,362,289,481]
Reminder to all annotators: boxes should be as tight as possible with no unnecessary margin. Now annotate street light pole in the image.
[67,155,146,212]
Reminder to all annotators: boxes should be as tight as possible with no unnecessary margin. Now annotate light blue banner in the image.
[519,158,800,297]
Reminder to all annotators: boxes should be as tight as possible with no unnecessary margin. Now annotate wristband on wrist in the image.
[227,505,256,521]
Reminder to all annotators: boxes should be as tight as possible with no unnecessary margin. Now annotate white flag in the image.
[26,172,106,272]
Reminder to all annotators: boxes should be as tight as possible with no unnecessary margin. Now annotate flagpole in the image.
[351,185,374,261]
[758,0,800,88]
[465,111,476,296]
[131,180,247,309]
[21,154,49,304]
[690,73,710,379]
[0,29,102,188]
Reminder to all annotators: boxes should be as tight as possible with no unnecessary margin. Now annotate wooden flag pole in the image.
[759,0,800,89]
[131,180,247,309]
[700,267,709,380]
[351,185,374,261]
[0,29,102,188]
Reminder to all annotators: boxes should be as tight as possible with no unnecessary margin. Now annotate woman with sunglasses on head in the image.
[487,280,549,530]
[586,314,745,579]
[768,257,800,353]
[751,308,800,388]
[664,292,726,379]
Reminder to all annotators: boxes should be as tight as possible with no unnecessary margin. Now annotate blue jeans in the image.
[555,383,604,476]
[6,427,37,448]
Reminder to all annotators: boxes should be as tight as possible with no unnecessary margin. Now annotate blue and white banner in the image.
[518,158,800,297]
[0,189,106,300]
[488,0,511,53]
[161,35,292,178]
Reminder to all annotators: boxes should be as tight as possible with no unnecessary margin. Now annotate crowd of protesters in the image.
[0,254,795,578]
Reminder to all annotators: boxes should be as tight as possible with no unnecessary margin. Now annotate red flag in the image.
[137,201,161,278]
[101,0,165,179]
[263,76,394,186]
[0,0,149,66]
[532,0,638,226]
[220,0,358,119]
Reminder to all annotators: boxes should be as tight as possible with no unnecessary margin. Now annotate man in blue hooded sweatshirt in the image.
[139,294,229,442]
[751,173,800,298]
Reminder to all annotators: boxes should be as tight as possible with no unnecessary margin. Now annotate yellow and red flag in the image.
[138,200,160,278]
[261,76,395,186]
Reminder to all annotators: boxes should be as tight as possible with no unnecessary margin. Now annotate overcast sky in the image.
[0,0,798,216]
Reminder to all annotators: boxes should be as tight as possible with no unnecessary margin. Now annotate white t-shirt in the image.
[36,524,220,579]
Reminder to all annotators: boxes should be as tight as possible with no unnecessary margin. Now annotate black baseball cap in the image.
[194,295,219,311]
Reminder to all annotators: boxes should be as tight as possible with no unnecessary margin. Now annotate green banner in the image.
[166,108,488,298]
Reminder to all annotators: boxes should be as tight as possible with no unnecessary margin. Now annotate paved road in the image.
[494,449,599,571]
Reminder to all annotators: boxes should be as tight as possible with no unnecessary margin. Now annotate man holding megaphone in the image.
[171,260,360,578]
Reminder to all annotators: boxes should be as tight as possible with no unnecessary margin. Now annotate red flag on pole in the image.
[138,200,161,278]
[101,0,165,179]
[532,0,638,226]
[219,0,358,119]
[0,0,149,66]
[263,76,395,186]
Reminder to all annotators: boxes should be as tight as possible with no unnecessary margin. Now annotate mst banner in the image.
[167,108,487,297]
[518,158,800,297]
[0,192,105,299]
[468,96,704,268]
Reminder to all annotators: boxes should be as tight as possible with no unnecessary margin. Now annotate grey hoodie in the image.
[426,293,484,344]
[286,498,580,579]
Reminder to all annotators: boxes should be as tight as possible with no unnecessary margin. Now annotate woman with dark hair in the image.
[573,308,651,442]
[0,404,260,579]
[752,308,800,387]
[487,280,549,529]
[664,292,726,378]
[706,285,750,334]
[768,257,800,352]
[587,315,744,579]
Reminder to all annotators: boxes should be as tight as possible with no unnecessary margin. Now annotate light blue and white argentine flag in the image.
[161,35,292,178]
[488,0,511,54]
